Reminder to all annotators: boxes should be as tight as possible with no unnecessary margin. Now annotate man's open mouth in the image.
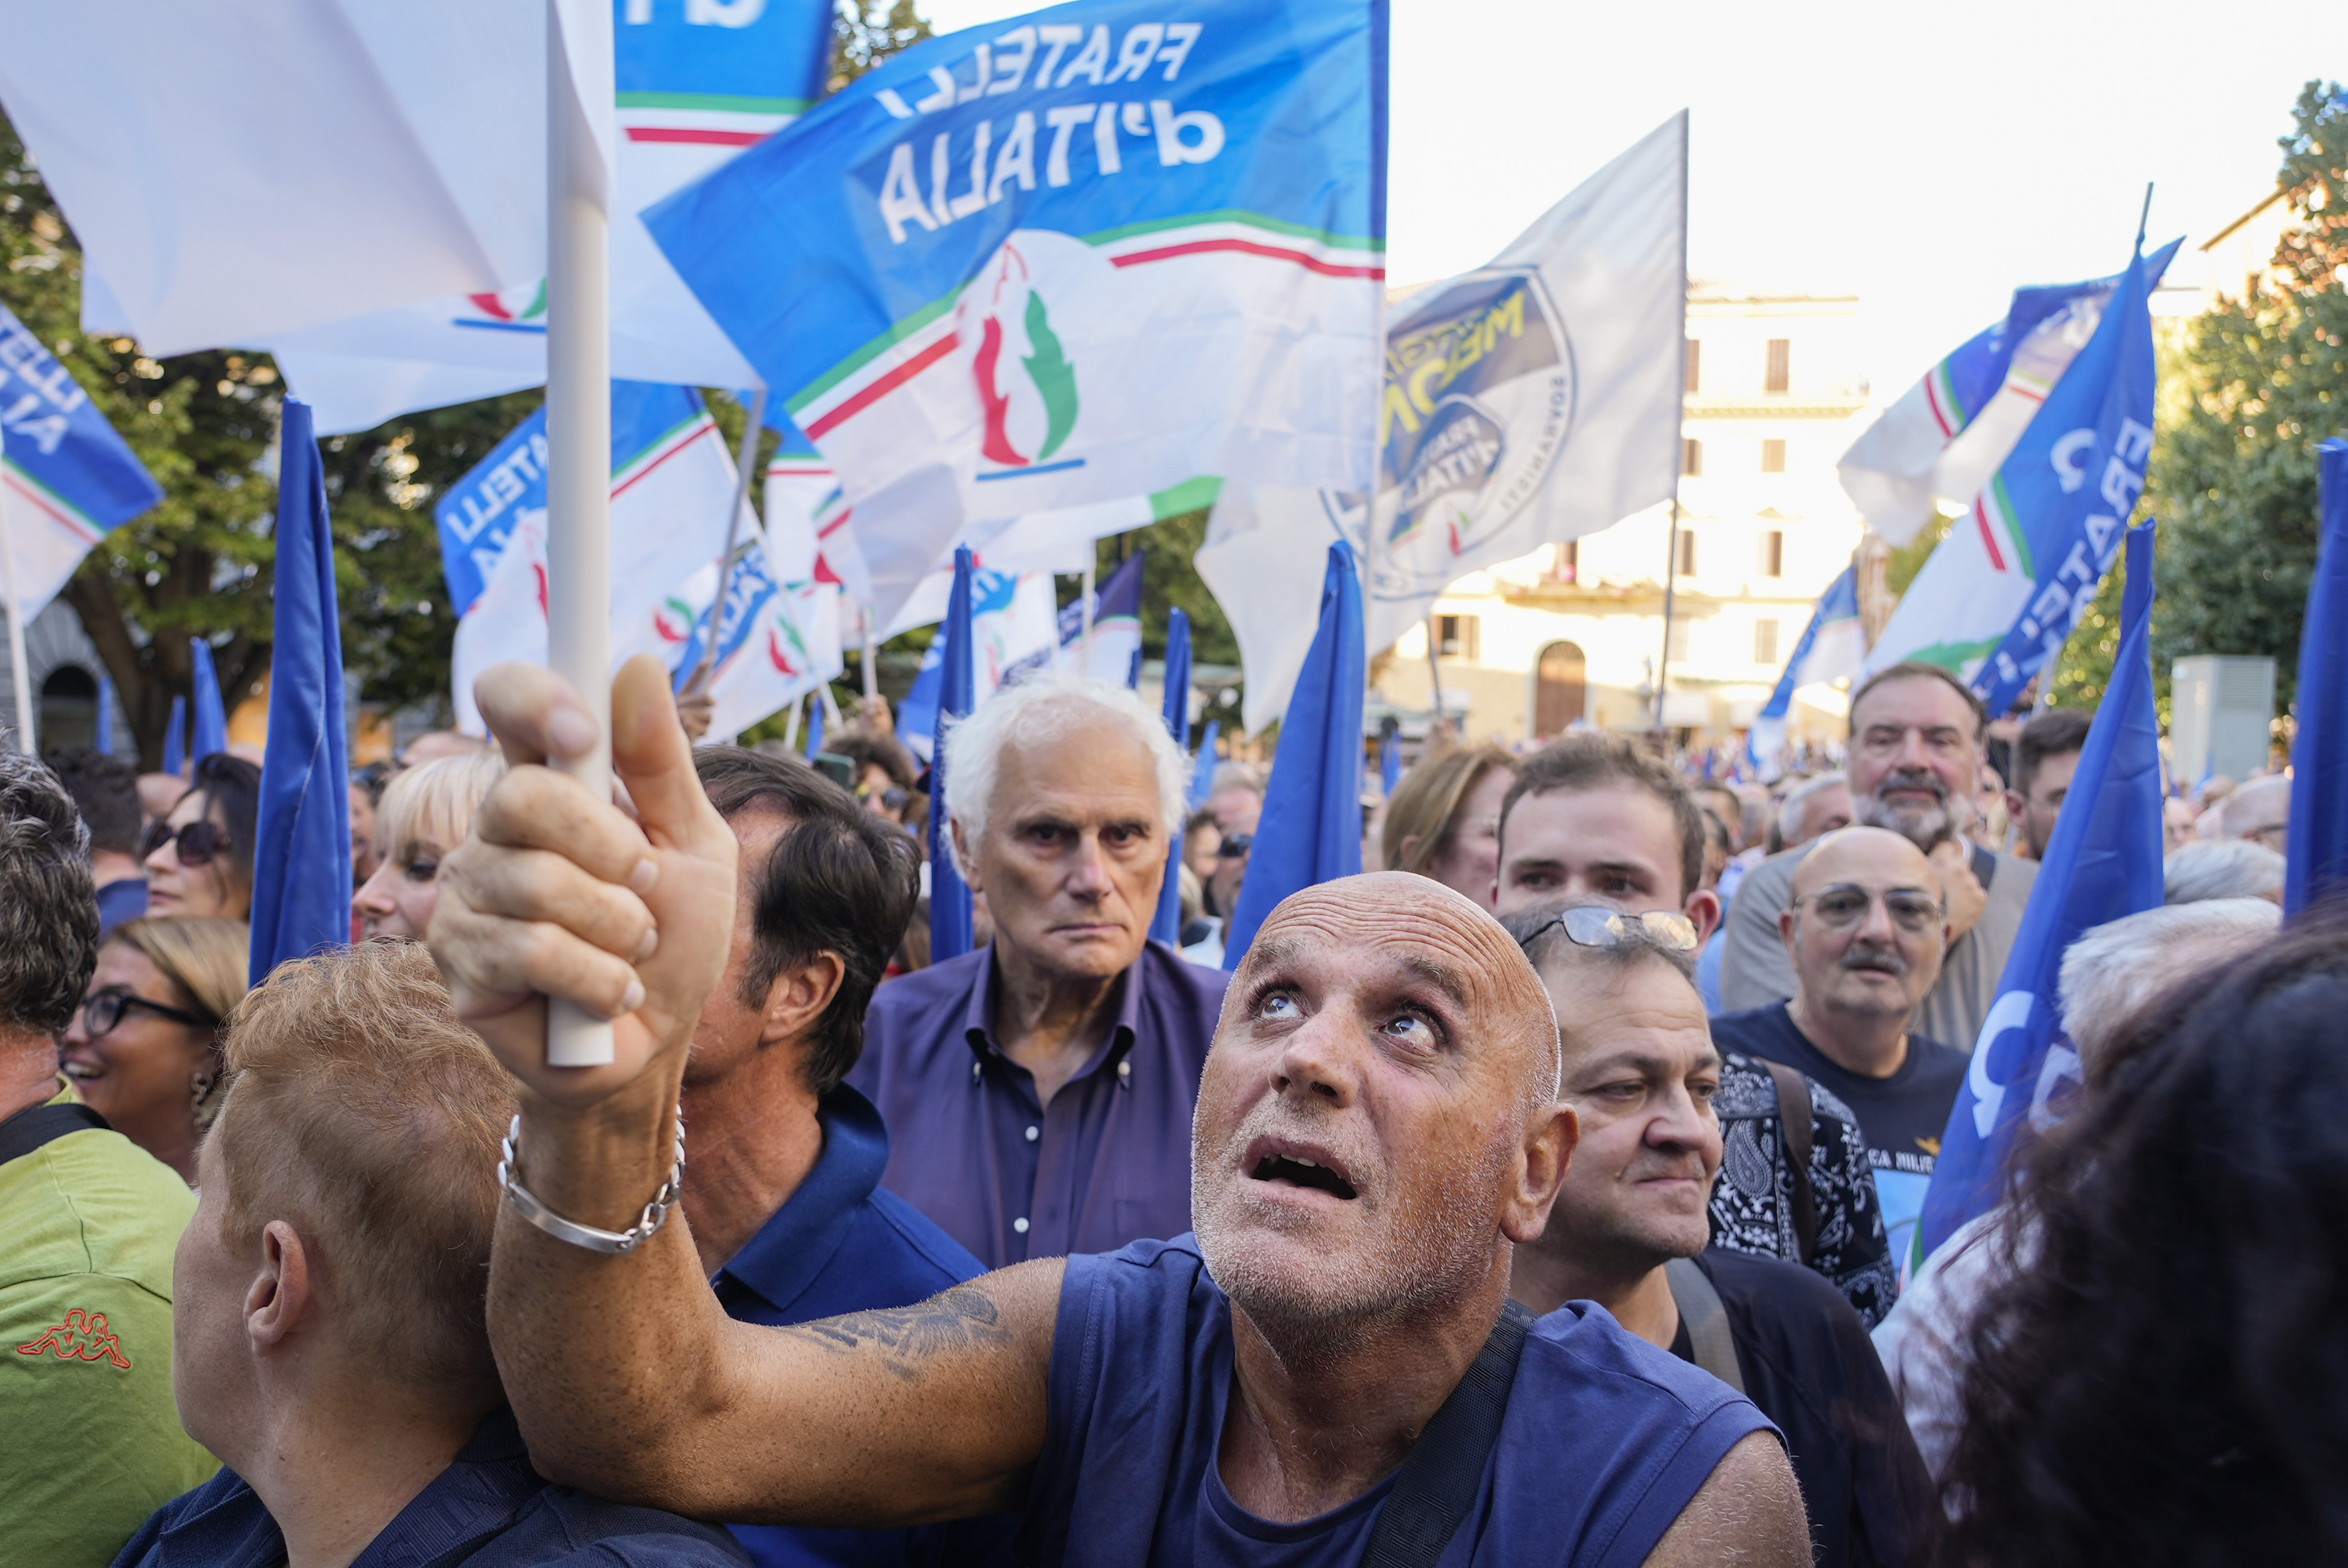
[1249,1151,1358,1200]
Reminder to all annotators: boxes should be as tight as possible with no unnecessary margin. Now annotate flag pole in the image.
[1424,614,1444,718]
[543,0,613,1068]
[0,434,32,754]
[860,602,880,703]
[686,382,767,697]
[1654,111,1691,735]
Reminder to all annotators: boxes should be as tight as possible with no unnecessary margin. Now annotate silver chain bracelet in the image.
[497,1108,686,1255]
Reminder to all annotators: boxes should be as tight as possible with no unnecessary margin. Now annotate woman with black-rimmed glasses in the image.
[141,753,260,921]
[58,917,248,1183]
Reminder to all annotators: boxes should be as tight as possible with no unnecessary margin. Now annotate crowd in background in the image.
[1,655,2337,1568]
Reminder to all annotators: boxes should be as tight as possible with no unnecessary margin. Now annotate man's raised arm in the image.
[431,657,1059,1526]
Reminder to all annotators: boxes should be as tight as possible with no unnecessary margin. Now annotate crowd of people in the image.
[0,651,2334,1568]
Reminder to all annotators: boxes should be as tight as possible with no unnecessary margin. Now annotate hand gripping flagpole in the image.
[545,0,614,1068]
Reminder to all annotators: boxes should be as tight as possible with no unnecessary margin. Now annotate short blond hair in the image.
[110,915,248,1025]
[1382,745,1514,877]
[376,751,506,859]
[213,940,514,1401]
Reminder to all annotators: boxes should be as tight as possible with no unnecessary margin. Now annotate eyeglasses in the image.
[1518,905,1699,954]
[143,818,229,867]
[1792,884,1946,933]
[81,987,215,1038]
[1217,833,1254,858]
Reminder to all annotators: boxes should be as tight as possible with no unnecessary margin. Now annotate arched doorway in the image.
[39,665,99,750]
[1534,641,1587,737]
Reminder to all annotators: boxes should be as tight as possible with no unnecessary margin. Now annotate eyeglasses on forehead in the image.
[1517,905,1699,955]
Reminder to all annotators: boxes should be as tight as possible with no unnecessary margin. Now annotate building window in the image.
[1760,438,1787,474]
[1667,619,1691,663]
[1765,339,1790,393]
[1437,614,1479,660]
[1682,438,1702,476]
[1755,619,1780,665]
[1760,530,1784,577]
[1676,530,1697,577]
[1684,339,1701,394]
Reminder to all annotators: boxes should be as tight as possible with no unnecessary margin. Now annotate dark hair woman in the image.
[142,753,261,920]
[1931,907,2348,1564]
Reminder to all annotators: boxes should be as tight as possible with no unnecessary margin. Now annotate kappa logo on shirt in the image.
[16,1307,132,1369]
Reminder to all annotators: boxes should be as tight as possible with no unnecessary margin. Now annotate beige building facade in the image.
[1374,284,1869,746]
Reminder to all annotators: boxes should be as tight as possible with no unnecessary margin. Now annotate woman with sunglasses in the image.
[354,750,506,939]
[59,916,250,1183]
[142,752,262,920]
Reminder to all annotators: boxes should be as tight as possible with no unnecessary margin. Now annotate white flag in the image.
[1198,114,1686,733]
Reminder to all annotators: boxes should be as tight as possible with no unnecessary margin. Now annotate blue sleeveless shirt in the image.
[1019,1237,1775,1568]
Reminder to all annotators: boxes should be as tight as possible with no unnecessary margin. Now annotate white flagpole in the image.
[1654,112,1690,734]
[0,438,35,755]
[1080,560,1096,666]
[860,603,880,703]
[544,0,613,1068]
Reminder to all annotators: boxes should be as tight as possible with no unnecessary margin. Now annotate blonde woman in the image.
[59,917,249,1183]
[1379,743,1518,909]
[354,751,506,940]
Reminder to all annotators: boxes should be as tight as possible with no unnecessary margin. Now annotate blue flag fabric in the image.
[1151,605,1193,943]
[1188,719,1219,811]
[94,676,115,757]
[930,548,979,963]
[803,697,827,762]
[1969,244,2163,714]
[1222,540,1364,969]
[2288,437,2348,917]
[163,694,186,777]
[1379,728,1400,798]
[1919,521,2166,1262]
[189,639,229,762]
[247,402,351,985]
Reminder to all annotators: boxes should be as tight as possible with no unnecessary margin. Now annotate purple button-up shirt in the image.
[848,939,1230,1271]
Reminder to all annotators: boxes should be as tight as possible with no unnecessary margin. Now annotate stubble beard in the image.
[1854,779,1956,853]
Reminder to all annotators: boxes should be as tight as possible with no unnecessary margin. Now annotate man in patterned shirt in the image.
[1494,734,1894,1323]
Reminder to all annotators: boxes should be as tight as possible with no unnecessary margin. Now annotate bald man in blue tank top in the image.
[429,660,1811,1568]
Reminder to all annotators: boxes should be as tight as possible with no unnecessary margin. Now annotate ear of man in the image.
[247,1220,314,1351]
[761,951,846,1051]
[1501,1102,1579,1246]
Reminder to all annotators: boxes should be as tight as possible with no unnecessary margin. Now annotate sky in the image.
[916,0,2345,393]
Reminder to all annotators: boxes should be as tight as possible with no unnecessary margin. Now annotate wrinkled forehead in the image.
[1231,874,1549,1029]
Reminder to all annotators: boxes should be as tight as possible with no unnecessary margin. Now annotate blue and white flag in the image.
[1151,604,1192,943]
[1745,565,1863,780]
[930,547,978,962]
[896,566,1059,761]
[2287,438,2348,917]
[647,0,1388,628]
[1918,521,2165,1264]
[247,402,349,981]
[1037,549,1143,687]
[1198,113,1683,732]
[666,536,844,743]
[0,303,162,617]
[442,382,745,734]
[190,638,229,763]
[1223,540,1364,967]
[1866,239,2175,711]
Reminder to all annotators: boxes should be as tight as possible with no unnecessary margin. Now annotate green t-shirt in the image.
[2,1086,220,1567]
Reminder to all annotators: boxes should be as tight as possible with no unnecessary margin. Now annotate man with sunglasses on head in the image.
[1495,736,1895,1325]
[1708,829,1965,1277]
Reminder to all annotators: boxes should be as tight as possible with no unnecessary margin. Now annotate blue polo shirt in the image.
[712,1085,1015,1568]
[112,1407,746,1567]
[849,940,1229,1269]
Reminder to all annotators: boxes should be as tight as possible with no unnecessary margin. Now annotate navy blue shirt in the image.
[849,941,1229,1269]
[111,1407,746,1568]
[711,1085,1013,1568]
[1020,1237,1776,1568]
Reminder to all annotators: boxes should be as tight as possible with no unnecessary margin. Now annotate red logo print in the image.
[17,1307,131,1369]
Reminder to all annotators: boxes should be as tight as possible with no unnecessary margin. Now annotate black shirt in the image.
[1711,1002,1967,1271]
[1671,1249,1934,1568]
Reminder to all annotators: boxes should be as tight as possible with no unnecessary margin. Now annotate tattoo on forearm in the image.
[781,1287,1012,1382]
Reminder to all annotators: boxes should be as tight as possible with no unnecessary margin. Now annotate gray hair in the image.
[1780,771,1846,844]
[940,669,1189,878]
[0,749,99,1036]
[2163,838,2285,905]
[2058,897,2279,1066]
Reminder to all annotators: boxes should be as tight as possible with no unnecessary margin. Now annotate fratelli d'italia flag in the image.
[647,0,1388,631]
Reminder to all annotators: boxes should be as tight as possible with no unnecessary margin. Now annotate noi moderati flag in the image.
[646,0,1388,633]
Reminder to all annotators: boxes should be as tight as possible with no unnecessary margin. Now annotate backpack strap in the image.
[0,1100,110,1166]
[1663,1258,1745,1395]
[1760,1060,1818,1266]
[1362,1298,1536,1568]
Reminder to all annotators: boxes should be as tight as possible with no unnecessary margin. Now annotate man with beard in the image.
[1722,663,2037,1054]
[1708,829,1966,1274]
[428,659,1809,1568]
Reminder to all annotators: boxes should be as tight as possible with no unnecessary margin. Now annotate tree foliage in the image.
[2127,80,2348,718]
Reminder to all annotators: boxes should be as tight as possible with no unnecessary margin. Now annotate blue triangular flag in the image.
[2286,437,2348,916]
[803,697,826,762]
[929,546,977,963]
[247,401,351,983]
[1222,542,1365,968]
[163,694,186,776]
[1918,520,2165,1263]
[190,638,229,761]
[94,675,115,757]
[1151,607,1193,945]
[1188,720,1220,813]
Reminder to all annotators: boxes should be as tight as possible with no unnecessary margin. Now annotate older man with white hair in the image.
[1871,896,2281,1477]
[848,671,1227,1269]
